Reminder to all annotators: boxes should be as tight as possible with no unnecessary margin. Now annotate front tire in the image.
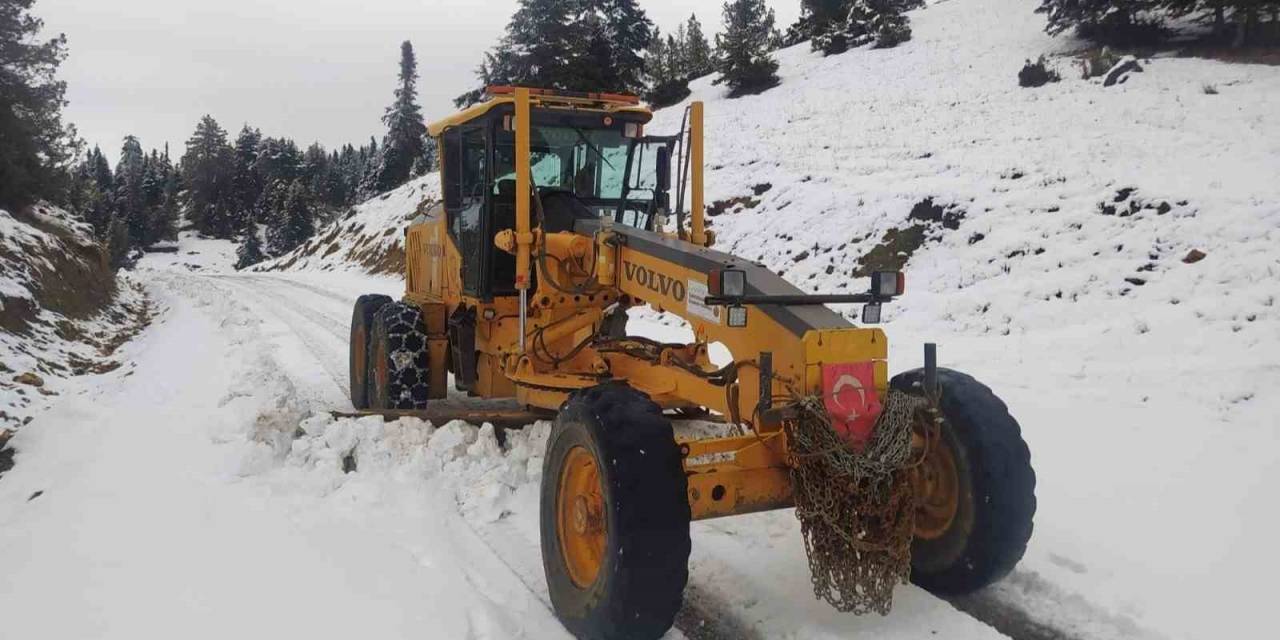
[540,383,690,640]
[891,367,1036,595]
[349,294,392,410]
[368,302,430,411]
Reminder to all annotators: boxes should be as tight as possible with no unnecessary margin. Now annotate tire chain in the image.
[380,304,431,409]
[785,389,933,615]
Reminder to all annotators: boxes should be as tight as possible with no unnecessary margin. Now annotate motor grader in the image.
[348,86,1036,640]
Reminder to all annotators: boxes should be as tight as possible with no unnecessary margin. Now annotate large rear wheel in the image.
[891,367,1036,595]
[540,383,690,640]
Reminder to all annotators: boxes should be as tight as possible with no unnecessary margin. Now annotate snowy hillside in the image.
[0,204,148,435]
[255,174,440,275]
[643,1,1280,638]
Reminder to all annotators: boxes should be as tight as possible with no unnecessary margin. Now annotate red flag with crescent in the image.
[821,361,882,449]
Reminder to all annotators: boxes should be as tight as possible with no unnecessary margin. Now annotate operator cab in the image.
[434,87,673,301]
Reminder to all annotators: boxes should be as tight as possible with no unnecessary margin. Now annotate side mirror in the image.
[655,146,671,194]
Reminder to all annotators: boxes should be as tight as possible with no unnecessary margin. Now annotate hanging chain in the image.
[785,389,935,615]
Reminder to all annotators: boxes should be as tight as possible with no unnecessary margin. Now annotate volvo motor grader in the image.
[348,87,1036,640]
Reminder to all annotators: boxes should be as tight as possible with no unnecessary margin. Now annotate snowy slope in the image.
[255,174,440,275]
[642,1,1280,638]
[1,204,148,433]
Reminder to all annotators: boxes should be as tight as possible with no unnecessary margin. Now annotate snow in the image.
[644,1,1280,638]
[1,204,148,431]
[5,0,1279,637]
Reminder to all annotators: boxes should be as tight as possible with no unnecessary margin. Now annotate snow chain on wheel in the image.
[540,382,690,640]
[786,388,932,615]
[368,302,430,411]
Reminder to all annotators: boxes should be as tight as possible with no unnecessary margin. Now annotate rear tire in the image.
[540,383,690,640]
[368,302,430,411]
[349,294,391,410]
[891,367,1036,595]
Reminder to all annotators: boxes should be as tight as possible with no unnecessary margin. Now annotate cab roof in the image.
[427,86,653,137]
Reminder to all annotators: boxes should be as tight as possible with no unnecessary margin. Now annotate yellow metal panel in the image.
[515,88,532,291]
[690,101,706,246]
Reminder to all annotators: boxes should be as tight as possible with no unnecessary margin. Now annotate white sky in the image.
[37,0,801,162]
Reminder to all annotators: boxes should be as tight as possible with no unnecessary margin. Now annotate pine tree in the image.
[376,41,429,193]
[230,125,263,217]
[80,146,115,236]
[456,0,653,104]
[0,0,76,211]
[114,135,149,247]
[266,180,315,255]
[844,0,914,49]
[234,209,265,270]
[590,0,653,93]
[713,0,781,97]
[149,148,179,242]
[684,14,715,78]
[642,27,691,108]
[180,115,236,237]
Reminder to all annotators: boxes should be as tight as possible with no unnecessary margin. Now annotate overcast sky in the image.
[37,0,800,162]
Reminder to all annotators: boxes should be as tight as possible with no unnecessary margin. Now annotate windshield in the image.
[495,126,641,200]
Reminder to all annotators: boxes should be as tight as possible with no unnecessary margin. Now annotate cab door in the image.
[443,125,491,298]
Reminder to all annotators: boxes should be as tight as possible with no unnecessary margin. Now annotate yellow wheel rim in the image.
[557,446,607,588]
[915,436,961,540]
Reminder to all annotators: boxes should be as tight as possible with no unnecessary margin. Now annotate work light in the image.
[712,269,746,298]
[870,271,905,297]
[727,305,748,328]
[862,302,882,324]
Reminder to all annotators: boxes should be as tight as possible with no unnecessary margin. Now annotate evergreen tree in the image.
[148,148,179,242]
[266,180,315,255]
[230,125,263,216]
[642,27,691,108]
[80,146,115,236]
[844,0,914,49]
[180,115,236,237]
[713,0,781,97]
[589,0,653,93]
[234,209,265,269]
[456,0,653,105]
[0,0,76,211]
[684,14,715,78]
[114,135,149,246]
[376,41,429,193]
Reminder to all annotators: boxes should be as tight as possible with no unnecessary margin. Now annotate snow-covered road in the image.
[0,270,1008,639]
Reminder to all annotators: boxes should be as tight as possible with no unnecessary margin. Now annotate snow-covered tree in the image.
[376,41,429,193]
[713,0,781,97]
[114,135,148,246]
[234,209,265,270]
[180,115,236,238]
[266,180,315,256]
[684,14,715,78]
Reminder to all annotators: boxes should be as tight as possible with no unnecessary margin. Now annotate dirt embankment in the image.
[0,205,116,334]
[1,204,152,445]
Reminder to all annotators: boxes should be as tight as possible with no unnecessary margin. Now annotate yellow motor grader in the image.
[348,86,1036,640]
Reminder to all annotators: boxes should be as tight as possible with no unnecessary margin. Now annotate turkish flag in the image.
[821,361,882,449]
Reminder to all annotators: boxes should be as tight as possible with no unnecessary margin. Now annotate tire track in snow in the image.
[202,276,350,400]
